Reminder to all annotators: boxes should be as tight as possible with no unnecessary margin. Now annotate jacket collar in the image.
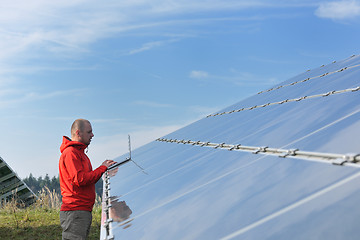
[60,136,88,153]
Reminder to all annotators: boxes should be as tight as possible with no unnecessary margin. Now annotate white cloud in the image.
[127,39,180,55]
[128,41,164,55]
[0,88,87,108]
[190,70,209,79]
[315,0,360,20]
[0,0,307,67]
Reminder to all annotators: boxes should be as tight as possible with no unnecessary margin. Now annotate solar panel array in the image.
[101,55,360,240]
[0,156,37,206]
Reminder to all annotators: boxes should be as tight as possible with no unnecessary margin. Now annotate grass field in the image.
[0,187,102,240]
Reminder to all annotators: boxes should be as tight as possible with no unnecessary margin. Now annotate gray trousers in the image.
[60,210,92,240]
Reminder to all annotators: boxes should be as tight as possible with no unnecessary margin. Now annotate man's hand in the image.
[102,159,117,168]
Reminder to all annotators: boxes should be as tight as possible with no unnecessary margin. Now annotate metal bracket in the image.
[214,143,225,149]
[228,144,241,151]
[333,153,360,165]
[332,158,347,166]
[279,149,298,158]
[253,146,268,154]
[200,141,210,147]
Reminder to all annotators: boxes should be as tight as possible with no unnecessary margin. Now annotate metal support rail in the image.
[257,55,360,95]
[207,86,360,117]
[103,171,114,240]
[156,138,360,168]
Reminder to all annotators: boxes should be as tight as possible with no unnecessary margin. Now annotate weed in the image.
[0,187,102,239]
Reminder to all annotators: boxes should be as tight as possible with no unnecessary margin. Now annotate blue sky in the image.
[0,0,359,178]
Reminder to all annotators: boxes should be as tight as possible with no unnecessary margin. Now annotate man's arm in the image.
[63,151,115,186]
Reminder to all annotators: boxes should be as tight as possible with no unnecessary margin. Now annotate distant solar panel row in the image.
[207,86,360,117]
[101,55,360,240]
[0,156,36,206]
[257,58,360,94]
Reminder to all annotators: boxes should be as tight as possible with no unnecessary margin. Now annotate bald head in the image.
[71,119,94,145]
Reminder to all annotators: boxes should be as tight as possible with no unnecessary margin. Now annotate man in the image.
[59,119,116,240]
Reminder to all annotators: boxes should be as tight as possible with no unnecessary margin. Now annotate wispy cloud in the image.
[127,39,179,55]
[315,0,360,20]
[0,88,87,108]
[190,70,210,79]
[0,64,98,75]
[0,1,317,68]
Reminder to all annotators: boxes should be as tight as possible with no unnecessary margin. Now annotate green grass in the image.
[0,205,102,240]
[0,187,102,239]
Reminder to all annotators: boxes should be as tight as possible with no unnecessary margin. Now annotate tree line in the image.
[23,174,103,197]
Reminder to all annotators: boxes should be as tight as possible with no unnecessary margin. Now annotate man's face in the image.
[78,122,94,145]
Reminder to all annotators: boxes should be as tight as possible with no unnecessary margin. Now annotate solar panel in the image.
[0,156,37,207]
[101,55,360,239]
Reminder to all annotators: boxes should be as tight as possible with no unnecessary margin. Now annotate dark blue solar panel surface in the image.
[0,157,36,206]
[101,55,360,239]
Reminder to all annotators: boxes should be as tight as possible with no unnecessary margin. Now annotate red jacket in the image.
[59,136,107,211]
